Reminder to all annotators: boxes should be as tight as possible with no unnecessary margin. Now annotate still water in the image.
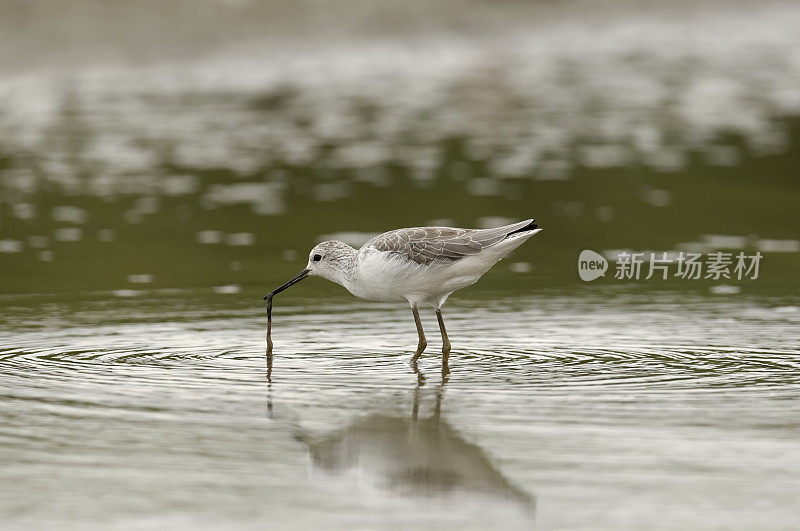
[2,290,800,529]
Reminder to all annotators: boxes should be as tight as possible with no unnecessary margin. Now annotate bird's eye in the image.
[313,254,322,262]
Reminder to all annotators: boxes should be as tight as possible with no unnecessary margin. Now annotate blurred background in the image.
[3,2,800,530]
[1,0,799,298]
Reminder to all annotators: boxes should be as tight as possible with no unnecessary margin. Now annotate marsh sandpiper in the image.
[264,219,542,370]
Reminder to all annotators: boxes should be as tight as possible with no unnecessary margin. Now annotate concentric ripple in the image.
[1,291,800,529]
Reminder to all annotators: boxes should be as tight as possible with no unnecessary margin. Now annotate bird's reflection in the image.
[265,363,534,511]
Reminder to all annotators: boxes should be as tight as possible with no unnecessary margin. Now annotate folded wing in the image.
[362,219,537,265]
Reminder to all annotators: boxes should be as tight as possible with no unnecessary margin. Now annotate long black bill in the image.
[263,269,310,300]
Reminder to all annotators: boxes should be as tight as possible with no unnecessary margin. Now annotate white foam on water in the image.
[757,239,800,253]
[0,2,797,198]
[51,206,88,224]
[53,227,83,242]
[12,203,36,220]
[710,284,742,295]
[111,289,141,297]
[212,284,242,294]
[701,234,748,249]
[196,230,222,244]
[126,274,154,284]
[224,232,256,246]
[509,262,532,274]
[0,240,23,253]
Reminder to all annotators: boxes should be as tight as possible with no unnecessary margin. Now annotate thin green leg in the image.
[410,305,427,363]
[436,308,451,366]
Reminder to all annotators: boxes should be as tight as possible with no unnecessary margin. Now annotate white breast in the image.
[350,248,487,305]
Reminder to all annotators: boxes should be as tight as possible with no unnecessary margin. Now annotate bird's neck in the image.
[326,247,361,292]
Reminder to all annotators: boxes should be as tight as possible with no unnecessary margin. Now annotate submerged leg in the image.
[410,305,427,363]
[436,308,451,366]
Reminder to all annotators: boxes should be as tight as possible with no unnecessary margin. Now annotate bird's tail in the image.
[505,219,539,237]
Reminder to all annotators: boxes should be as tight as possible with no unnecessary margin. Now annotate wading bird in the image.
[264,219,541,368]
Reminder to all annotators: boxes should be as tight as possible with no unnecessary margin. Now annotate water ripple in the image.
[2,293,800,529]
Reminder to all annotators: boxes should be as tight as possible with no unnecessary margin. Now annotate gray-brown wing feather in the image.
[363,219,534,265]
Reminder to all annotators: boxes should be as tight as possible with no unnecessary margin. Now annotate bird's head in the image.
[263,240,356,300]
[305,240,356,282]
